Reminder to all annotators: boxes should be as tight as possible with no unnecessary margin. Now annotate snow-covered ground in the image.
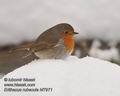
[0,0,120,45]
[0,56,120,96]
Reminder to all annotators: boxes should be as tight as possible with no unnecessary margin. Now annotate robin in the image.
[17,23,78,59]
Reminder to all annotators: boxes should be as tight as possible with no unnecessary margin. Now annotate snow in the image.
[0,0,120,45]
[89,40,120,61]
[0,73,4,79]
[74,49,81,58]
[0,56,120,96]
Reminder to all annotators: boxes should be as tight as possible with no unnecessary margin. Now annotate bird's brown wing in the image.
[30,42,56,52]
[31,25,62,52]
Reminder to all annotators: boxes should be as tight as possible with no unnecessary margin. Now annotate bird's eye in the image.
[64,31,69,34]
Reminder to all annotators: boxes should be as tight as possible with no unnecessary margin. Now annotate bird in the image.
[14,23,78,59]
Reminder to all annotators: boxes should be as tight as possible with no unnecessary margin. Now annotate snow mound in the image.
[0,56,120,96]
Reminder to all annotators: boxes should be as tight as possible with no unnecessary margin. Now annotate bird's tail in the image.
[9,42,33,52]
[9,43,33,58]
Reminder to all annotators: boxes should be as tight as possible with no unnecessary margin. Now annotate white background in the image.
[0,0,120,45]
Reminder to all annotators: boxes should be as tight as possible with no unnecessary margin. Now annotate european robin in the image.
[21,23,78,59]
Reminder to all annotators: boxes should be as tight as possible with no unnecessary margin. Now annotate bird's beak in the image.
[73,32,79,34]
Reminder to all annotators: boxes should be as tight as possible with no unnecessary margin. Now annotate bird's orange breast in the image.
[63,35,75,54]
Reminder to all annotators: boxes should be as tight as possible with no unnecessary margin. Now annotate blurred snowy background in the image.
[0,0,120,74]
[0,0,120,44]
